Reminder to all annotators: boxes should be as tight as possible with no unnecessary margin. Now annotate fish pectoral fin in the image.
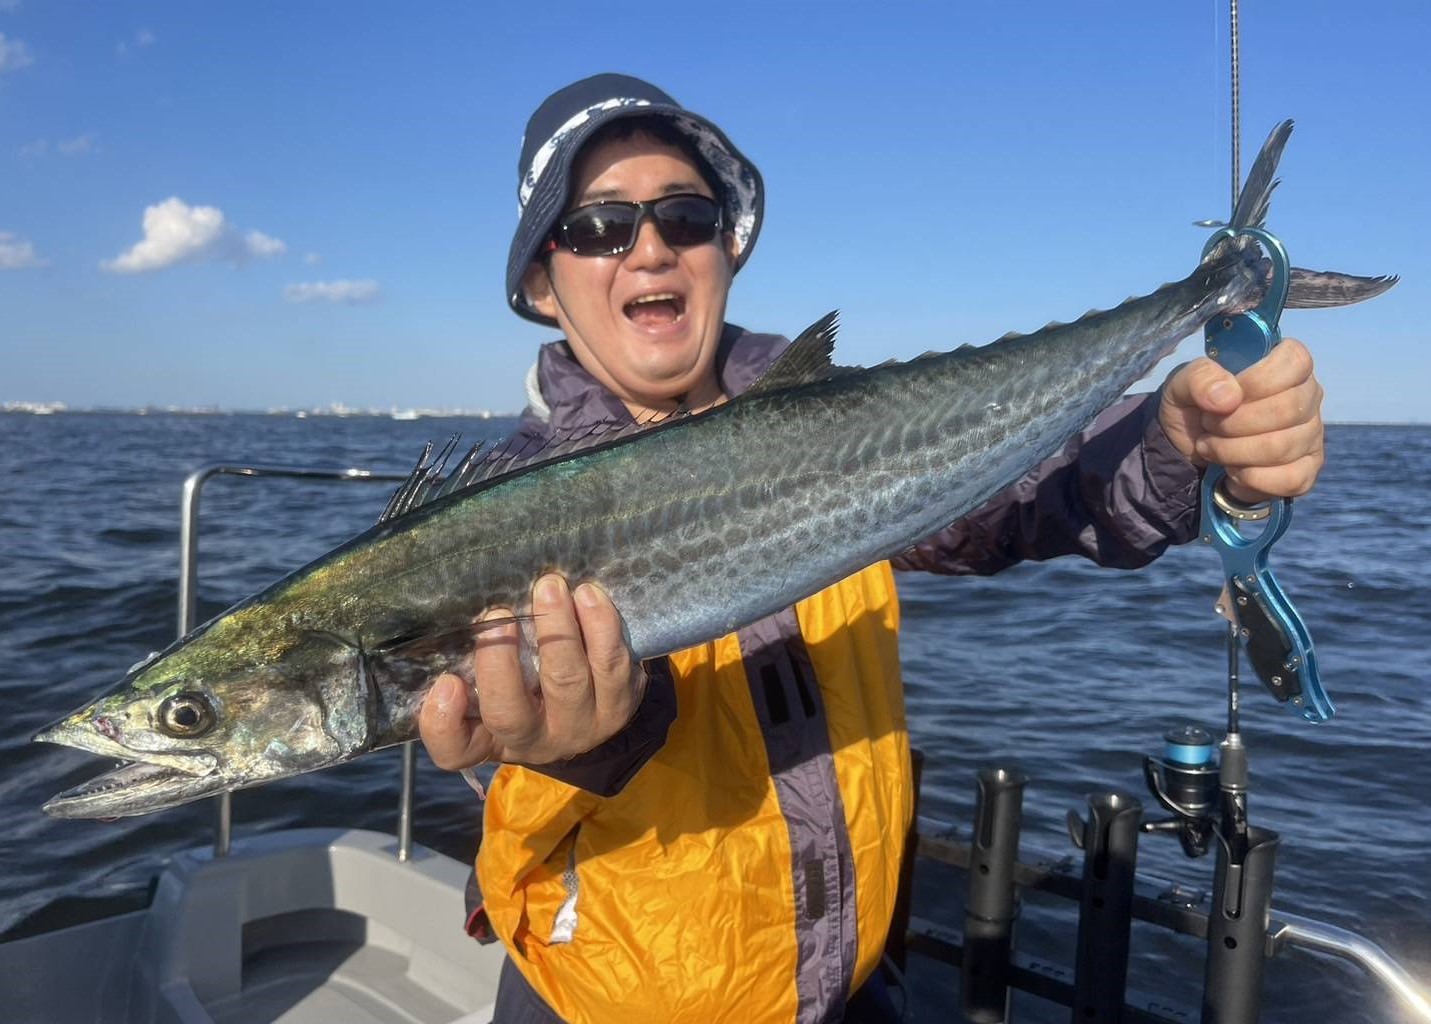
[372,613,536,657]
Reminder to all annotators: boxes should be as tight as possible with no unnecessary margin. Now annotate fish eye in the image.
[157,692,215,738]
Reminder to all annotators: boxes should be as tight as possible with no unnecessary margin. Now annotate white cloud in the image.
[117,28,155,57]
[0,231,45,270]
[245,230,286,258]
[56,133,97,156]
[102,197,287,274]
[284,279,380,305]
[304,252,322,266]
[0,32,33,73]
[22,134,97,159]
[0,1,22,14]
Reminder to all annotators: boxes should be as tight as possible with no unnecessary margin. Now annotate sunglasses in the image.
[547,193,724,257]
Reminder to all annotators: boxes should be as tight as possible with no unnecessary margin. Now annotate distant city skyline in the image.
[2,2,1426,422]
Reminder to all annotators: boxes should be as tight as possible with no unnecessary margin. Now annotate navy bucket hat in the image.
[506,73,764,326]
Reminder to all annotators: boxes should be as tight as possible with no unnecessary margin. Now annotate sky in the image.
[1,1,1427,421]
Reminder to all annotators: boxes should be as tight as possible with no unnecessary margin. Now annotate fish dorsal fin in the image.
[377,435,463,525]
[465,420,637,484]
[376,407,703,526]
[742,311,842,397]
[464,403,700,487]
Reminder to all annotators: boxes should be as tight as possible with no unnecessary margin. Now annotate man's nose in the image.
[623,215,677,271]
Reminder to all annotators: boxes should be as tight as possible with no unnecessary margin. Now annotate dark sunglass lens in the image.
[653,196,721,246]
[563,205,638,255]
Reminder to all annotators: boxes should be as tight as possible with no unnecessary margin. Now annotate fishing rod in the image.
[1143,4,1337,1021]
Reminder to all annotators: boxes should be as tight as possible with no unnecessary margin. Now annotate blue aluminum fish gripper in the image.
[1198,226,1333,723]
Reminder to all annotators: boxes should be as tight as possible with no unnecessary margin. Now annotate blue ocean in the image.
[1,412,1427,1022]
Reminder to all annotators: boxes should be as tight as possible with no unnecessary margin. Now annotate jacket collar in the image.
[529,323,788,433]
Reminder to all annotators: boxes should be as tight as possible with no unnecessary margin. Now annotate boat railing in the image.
[179,463,411,859]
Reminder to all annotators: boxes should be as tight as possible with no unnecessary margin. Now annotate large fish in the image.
[36,122,1394,818]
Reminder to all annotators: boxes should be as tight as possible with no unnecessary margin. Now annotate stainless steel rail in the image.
[178,463,409,858]
[1271,912,1431,1020]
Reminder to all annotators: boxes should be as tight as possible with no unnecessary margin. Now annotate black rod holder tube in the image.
[1202,826,1279,1024]
[962,766,1028,1024]
[1070,792,1144,1023]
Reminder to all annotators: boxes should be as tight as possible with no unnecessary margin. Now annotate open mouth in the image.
[34,716,225,818]
[43,759,228,819]
[623,292,686,327]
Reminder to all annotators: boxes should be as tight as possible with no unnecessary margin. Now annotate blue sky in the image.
[2,1,1426,420]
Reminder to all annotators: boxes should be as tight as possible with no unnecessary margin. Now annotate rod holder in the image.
[1202,826,1279,1024]
[962,766,1027,1024]
[1068,791,1143,1022]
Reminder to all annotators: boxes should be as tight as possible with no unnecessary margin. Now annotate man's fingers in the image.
[1227,338,1315,404]
[473,607,543,746]
[525,575,603,754]
[418,673,496,771]
[1165,356,1243,416]
[573,582,643,732]
[431,578,643,767]
[1223,453,1324,502]
[1194,415,1324,469]
[1199,377,1323,438]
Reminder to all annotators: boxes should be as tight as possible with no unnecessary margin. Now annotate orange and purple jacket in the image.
[477,325,1201,1024]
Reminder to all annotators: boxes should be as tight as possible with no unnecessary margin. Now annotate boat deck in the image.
[2,828,506,1024]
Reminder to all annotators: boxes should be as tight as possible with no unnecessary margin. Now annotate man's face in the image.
[523,131,737,415]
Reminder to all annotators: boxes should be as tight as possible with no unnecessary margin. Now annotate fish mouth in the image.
[35,717,224,818]
[42,759,231,819]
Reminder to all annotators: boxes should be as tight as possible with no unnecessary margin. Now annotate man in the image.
[419,75,1324,1023]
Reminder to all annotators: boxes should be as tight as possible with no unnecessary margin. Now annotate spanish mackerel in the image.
[36,121,1394,818]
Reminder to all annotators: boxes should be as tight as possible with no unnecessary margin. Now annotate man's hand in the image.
[1159,337,1325,504]
[418,574,646,771]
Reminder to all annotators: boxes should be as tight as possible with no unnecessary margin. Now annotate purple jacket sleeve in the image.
[891,392,1202,576]
[515,657,678,797]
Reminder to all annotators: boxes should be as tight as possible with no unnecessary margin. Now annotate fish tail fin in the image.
[1286,268,1399,308]
[1226,120,1400,309]
[1231,119,1294,229]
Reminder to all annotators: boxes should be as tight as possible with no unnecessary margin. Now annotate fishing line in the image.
[1211,0,1222,214]
[1229,0,1241,217]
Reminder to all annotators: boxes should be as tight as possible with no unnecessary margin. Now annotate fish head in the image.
[36,625,374,819]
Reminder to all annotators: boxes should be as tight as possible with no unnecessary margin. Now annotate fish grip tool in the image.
[1198,226,1333,723]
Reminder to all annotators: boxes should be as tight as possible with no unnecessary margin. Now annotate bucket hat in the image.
[506,73,764,325]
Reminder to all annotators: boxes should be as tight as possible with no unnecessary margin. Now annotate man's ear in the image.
[522,261,558,320]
